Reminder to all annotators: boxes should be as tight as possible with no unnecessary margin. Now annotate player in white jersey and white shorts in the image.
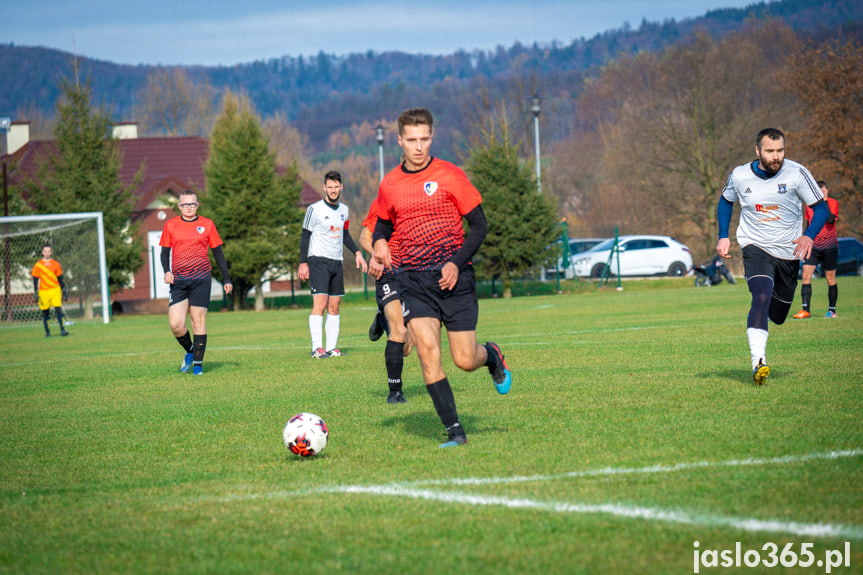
[716,128,830,385]
[298,170,368,358]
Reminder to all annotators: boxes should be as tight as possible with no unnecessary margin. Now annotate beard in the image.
[758,155,783,175]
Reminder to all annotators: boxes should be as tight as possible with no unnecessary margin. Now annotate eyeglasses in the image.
[178,203,199,208]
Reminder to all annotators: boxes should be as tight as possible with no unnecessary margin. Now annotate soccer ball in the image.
[283,412,329,457]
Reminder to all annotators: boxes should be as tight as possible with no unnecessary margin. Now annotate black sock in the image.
[828,284,838,312]
[42,310,50,334]
[801,284,812,311]
[385,340,404,392]
[425,377,459,429]
[56,309,65,331]
[193,334,207,364]
[176,331,193,354]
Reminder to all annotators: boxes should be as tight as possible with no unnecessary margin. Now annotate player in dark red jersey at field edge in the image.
[371,107,511,448]
[793,180,840,319]
[160,190,232,375]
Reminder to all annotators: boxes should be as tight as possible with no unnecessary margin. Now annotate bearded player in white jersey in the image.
[298,170,368,358]
[717,128,830,385]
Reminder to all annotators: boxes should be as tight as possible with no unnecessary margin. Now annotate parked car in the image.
[571,235,693,278]
[798,237,863,278]
[546,238,607,279]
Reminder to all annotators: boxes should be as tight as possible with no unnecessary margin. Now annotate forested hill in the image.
[1,0,861,152]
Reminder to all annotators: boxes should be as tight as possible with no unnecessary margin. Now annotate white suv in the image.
[546,238,607,279]
[572,235,692,278]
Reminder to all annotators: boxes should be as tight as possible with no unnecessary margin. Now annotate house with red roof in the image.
[3,121,320,312]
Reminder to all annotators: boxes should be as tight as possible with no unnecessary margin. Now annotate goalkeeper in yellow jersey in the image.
[31,244,69,337]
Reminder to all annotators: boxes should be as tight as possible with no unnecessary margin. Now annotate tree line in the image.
[5,16,861,299]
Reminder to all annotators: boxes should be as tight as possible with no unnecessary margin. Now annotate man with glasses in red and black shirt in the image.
[160,190,232,375]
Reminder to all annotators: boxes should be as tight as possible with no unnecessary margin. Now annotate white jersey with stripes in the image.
[721,159,822,260]
[303,199,350,262]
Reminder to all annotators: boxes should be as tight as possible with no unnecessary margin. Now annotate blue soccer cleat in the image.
[486,341,511,394]
[181,352,193,373]
[192,364,203,376]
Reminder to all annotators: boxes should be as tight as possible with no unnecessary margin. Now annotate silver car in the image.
[572,235,693,278]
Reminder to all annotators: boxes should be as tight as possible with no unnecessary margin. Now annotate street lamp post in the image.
[375,125,385,183]
[530,94,542,194]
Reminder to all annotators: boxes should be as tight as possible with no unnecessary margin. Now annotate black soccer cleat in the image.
[387,390,407,404]
[439,424,467,448]
[369,310,386,342]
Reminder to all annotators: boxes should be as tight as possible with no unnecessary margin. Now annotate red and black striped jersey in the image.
[363,196,401,267]
[159,216,223,280]
[376,158,481,271]
[806,197,839,249]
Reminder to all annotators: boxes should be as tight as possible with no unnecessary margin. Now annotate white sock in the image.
[309,315,324,350]
[325,314,340,351]
[746,327,768,370]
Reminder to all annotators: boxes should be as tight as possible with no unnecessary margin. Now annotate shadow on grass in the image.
[380,409,508,443]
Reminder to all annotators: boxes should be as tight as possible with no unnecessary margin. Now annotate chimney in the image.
[5,121,30,155]
[112,122,139,140]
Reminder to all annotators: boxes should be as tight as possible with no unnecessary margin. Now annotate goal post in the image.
[1,212,110,325]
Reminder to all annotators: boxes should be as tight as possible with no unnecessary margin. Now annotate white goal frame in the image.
[0,212,110,324]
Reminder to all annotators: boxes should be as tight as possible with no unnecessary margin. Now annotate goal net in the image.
[0,212,109,325]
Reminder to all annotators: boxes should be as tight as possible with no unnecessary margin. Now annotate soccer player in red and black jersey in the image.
[160,191,232,375]
[794,180,840,318]
[371,108,511,448]
[360,196,413,404]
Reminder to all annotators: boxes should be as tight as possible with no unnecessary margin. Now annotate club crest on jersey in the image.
[196,226,205,234]
[424,182,438,196]
[777,183,787,194]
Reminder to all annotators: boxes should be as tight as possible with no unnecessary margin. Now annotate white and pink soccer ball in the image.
[283,412,329,457]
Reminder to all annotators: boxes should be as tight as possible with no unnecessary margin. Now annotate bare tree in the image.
[262,112,315,183]
[134,68,217,137]
[556,22,801,263]
[787,34,863,236]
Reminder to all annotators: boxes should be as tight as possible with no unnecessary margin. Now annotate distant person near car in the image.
[794,180,839,319]
[716,128,830,385]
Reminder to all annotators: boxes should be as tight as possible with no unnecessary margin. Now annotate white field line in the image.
[321,484,863,540]
[216,448,863,540]
[405,449,863,487]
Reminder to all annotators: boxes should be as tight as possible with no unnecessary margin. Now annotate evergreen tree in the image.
[466,124,558,297]
[26,76,144,296]
[204,90,302,310]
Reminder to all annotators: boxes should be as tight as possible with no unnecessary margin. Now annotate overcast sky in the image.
[5,0,763,66]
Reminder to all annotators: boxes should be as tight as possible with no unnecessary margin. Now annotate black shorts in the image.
[742,245,799,304]
[400,266,478,332]
[375,272,402,309]
[803,247,838,271]
[169,277,212,308]
[307,256,344,297]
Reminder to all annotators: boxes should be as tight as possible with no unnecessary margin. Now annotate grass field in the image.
[2,277,862,574]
